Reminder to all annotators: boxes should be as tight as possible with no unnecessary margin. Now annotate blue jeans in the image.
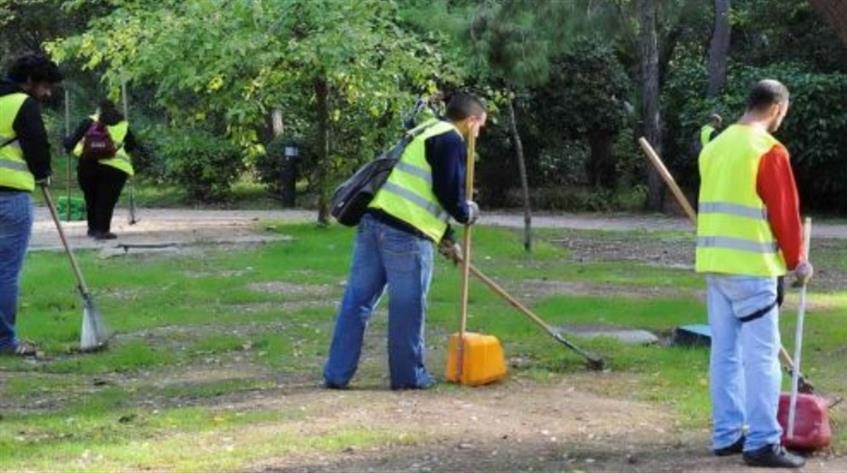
[707,274,782,452]
[324,214,434,389]
[0,191,33,350]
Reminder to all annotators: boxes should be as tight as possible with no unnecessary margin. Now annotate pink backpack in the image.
[81,121,116,160]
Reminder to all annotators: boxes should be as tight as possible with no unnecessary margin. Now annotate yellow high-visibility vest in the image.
[696,124,787,276]
[369,119,461,242]
[0,93,34,191]
[74,115,134,176]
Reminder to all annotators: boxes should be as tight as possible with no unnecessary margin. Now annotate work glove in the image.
[466,200,480,225]
[35,176,51,188]
[791,260,814,287]
[438,237,462,266]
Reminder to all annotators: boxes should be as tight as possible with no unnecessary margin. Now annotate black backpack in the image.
[331,121,437,226]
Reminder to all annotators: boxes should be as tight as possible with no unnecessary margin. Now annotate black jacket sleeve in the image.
[13,97,51,180]
[63,118,93,153]
[123,129,138,153]
[425,130,470,223]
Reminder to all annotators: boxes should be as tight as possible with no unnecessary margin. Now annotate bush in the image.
[160,128,245,202]
[664,59,847,212]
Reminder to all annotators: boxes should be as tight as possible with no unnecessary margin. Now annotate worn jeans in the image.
[324,214,434,389]
[707,274,782,452]
[0,191,33,350]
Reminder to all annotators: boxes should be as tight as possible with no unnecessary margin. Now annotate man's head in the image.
[445,92,487,139]
[746,79,790,132]
[7,54,63,101]
[709,113,722,128]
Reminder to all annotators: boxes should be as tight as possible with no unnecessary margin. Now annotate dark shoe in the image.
[87,229,96,238]
[743,444,805,468]
[391,379,436,391]
[94,232,118,240]
[0,340,38,357]
[323,381,348,390]
[714,436,745,456]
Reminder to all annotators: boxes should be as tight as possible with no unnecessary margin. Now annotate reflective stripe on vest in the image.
[75,115,134,176]
[695,124,787,277]
[700,125,715,147]
[0,93,34,191]
[368,119,461,241]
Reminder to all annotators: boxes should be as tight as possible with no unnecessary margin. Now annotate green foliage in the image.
[160,127,245,202]
[55,195,85,221]
[664,58,847,210]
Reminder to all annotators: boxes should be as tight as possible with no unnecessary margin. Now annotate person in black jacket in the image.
[0,54,63,356]
[64,99,140,240]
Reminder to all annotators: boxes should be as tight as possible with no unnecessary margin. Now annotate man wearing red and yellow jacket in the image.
[697,79,813,469]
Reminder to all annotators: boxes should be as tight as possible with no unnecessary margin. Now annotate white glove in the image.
[792,260,814,287]
[466,200,480,225]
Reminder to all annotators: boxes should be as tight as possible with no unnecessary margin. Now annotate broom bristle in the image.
[80,298,111,351]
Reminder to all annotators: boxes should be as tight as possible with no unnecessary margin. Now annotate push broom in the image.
[42,185,111,351]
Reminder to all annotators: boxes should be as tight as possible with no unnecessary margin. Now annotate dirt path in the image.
[29,208,847,253]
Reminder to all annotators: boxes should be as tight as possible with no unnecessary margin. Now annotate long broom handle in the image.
[455,132,476,381]
[638,137,801,372]
[638,138,697,224]
[65,89,71,222]
[42,186,91,296]
[788,217,813,439]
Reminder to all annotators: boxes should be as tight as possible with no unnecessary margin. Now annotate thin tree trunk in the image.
[809,0,847,48]
[314,77,331,224]
[638,0,664,211]
[706,0,731,97]
[506,97,532,253]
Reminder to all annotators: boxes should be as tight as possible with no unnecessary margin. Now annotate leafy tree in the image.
[51,0,454,212]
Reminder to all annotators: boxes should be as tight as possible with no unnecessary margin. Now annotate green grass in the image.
[1,223,845,470]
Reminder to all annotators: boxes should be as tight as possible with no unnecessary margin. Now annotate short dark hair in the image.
[746,80,789,112]
[98,99,124,125]
[445,92,486,122]
[7,54,63,84]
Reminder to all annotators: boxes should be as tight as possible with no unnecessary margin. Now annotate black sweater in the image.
[0,79,51,191]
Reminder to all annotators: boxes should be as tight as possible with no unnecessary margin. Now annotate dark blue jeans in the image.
[324,214,434,389]
[0,191,33,350]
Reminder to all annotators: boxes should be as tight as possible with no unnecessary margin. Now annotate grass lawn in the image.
[1,223,845,471]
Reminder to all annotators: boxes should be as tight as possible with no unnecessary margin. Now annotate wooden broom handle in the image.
[638,137,697,224]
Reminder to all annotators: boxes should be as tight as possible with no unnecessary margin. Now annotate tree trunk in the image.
[506,97,532,253]
[638,0,664,211]
[706,0,731,97]
[809,0,847,48]
[588,130,616,190]
[314,77,331,224]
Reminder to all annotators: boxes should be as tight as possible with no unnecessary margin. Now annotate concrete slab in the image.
[558,324,659,345]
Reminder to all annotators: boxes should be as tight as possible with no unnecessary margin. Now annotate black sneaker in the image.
[714,436,745,456]
[94,232,118,240]
[742,444,805,468]
[323,381,348,390]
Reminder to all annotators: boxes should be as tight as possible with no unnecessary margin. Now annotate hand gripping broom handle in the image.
[638,137,803,375]
[788,217,812,439]
[42,186,91,297]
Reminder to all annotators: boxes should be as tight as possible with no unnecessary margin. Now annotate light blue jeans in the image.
[707,274,782,452]
[323,214,434,389]
[0,191,33,351]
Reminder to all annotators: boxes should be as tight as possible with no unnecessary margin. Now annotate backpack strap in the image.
[0,136,17,149]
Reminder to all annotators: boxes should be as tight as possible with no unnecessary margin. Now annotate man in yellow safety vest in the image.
[324,92,485,390]
[0,54,63,356]
[697,80,812,469]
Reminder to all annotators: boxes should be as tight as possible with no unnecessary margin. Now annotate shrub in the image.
[161,128,245,202]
